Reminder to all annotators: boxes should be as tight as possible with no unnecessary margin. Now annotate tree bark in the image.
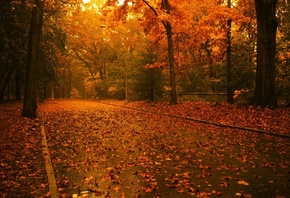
[149,68,154,102]
[142,0,177,104]
[0,61,16,102]
[22,0,44,118]
[227,0,234,104]
[15,67,21,100]
[162,0,177,105]
[254,0,278,107]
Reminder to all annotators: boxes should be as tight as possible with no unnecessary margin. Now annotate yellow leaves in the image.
[237,179,249,186]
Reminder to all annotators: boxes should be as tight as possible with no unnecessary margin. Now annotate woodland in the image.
[0,0,289,118]
[1,1,290,197]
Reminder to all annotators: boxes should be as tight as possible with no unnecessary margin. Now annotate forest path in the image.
[38,100,290,198]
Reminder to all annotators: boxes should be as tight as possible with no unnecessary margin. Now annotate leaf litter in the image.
[1,99,289,197]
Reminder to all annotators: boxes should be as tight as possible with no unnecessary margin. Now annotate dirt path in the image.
[38,100,290,198]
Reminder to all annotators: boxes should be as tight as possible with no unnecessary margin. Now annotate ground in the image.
[0,99,289,198]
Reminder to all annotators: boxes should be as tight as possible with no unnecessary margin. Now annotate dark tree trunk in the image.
[149,68,154,102]
[22,0,44,118]
[142,0,177,104]
[162,0,177,105]
[0,61,16,102]
[254,0,278,107]
[43,82,47,100]
[227,0,234,104]
[7,76,10,101]
[15,67,21,100]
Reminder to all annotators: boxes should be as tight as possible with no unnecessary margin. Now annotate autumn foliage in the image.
[1,100,289,197]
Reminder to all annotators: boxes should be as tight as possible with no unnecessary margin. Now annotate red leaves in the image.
[120,101,290,136]
[0,103,49,197]
[1,100,289,197]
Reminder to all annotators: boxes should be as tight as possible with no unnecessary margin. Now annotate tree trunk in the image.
[51,83,55,99]
[43,82,47,100]
[124,56,128,101]
[0,61,16,102]
[67,70,72,99]
[15,67,21,100]
[254,0,278,107]
[227,0,234,104]
[149,68,154,102]
[7,76,10,101]
[22,0,44,118]
[162,0,177,105]
[142,0,177,104]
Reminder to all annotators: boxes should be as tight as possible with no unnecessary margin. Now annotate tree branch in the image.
[142,0,158,16]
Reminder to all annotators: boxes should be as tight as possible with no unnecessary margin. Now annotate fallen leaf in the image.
[114,186,121,192]
[237,180,249,186]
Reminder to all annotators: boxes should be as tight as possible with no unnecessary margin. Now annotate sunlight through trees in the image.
[1,0,289,116]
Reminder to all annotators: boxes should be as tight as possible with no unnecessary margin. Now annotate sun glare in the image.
[82,0,91,4]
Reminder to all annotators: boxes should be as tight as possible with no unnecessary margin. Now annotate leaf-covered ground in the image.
[0,102,48,197]
[1,99,290,197]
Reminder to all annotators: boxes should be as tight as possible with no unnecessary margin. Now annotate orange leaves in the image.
[2,100,289,197]
[237,179,249,186]
[121,100,290,136]
[113,185,121,192]
[0,103,49,197]
[188,4,250,62]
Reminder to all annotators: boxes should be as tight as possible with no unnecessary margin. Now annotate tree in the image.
[226,0,234,104]
[276,0,290,105]
[141,0,183,104]
[253,0,278,107]
[159,0,176,104]
[104,0,184,104]
[0,0,30,102]
[22,0,44,118]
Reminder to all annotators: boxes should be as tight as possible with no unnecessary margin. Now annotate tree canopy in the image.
[1,0,290,115]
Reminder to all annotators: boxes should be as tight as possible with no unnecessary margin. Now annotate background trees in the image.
[0,0,30,102]
[1,0,290,111]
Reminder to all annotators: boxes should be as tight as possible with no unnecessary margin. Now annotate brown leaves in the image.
[0,102,49,197]
[2,100,289,197]
[120,101,290,136]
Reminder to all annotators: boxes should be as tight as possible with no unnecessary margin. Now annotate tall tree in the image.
[226,0,234,103]
[142,0,177,104]
[254,0,278,107]
[22,0,44,118]
[161,0,177,104]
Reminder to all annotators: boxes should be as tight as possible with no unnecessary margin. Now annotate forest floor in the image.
[0,99,289,198]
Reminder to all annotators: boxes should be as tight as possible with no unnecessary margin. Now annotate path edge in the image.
[41,125,59,198]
